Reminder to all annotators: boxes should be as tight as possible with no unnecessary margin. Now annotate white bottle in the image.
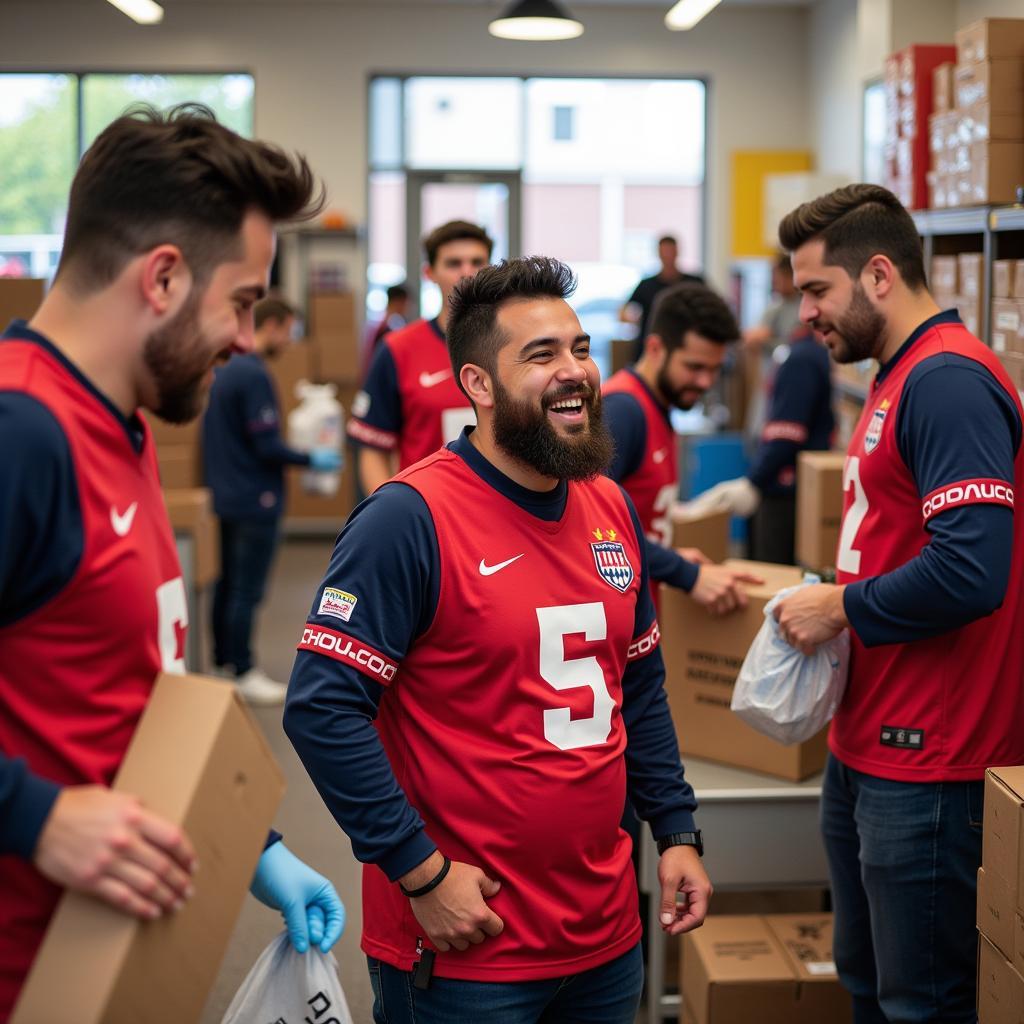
[287,380,344,496]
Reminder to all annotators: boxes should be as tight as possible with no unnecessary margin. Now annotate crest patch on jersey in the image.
[864,400,889,454]
[352,390,371,418]
[318,587,358,622]
[592,540,635,593]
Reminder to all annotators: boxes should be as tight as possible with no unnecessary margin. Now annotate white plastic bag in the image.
[287,381,345,496]
[221,931,353,1024]
[731,583,850,745]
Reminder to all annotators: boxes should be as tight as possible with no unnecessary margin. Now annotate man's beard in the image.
[818,283,885,364]
[656,363,702,411]
[143,291,220,424]
[491,378,615,482]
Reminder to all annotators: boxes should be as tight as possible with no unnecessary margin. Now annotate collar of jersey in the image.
[448,428,569,524]
[875,309,962,387]
[2,319,146,452]
[624,366,673,426]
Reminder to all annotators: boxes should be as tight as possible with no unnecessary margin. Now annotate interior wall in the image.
[809,0,860,178]
[2,1,810,291]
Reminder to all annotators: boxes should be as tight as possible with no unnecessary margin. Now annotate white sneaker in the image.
[235,667,288,706]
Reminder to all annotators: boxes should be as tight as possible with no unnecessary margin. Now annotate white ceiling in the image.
[154,0,813,7]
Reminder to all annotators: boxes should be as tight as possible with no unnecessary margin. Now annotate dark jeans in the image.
[821,754,983,1024]
[747,492,796,565]
[367,943,643,1024]
[211,517,281,675]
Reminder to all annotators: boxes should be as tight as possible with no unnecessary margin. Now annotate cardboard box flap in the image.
[723,559,804,601]
[684,916,794,984]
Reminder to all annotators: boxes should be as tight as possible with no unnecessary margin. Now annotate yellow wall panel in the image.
[731,150,813,258]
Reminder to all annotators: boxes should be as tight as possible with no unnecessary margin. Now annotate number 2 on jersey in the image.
[537,602,615,751]
[836,455,868,575]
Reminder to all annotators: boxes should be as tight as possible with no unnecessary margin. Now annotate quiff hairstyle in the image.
[422,220,494,267]
[648,282,739,354]
[57,103,324,294]
[447,256,576,400]
[777,183,926,291]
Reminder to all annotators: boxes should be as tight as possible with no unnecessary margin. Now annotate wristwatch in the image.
[656,830,703,857]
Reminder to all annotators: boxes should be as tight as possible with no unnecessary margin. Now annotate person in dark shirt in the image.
[203,296,341,705]
[621,235,705,362]
[361,282,409,382]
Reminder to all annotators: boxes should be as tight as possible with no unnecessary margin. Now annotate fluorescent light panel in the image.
[665,0,722,31]
[105,0,164,25]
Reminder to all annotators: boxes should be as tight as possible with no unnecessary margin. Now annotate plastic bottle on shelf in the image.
[287,381,344,496]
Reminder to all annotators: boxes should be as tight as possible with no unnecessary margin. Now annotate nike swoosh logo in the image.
[419,369,453,388]
[653,448,668,463]
[110,502,139,537]
[479,553,525,576]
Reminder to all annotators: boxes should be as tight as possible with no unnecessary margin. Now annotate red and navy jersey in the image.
[604,368,678,545]
[285,431,696,982]
[0,323,185,1015]
[835,312,1024,781]
[346,318,475,472]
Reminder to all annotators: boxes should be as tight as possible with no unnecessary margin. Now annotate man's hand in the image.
[690,564,765,616]
[680,478,761,519]
[33,785,197,920]
[773,583,848,655]
[658,845,712,936]
[402,853,504,953]
[676,547,711,566]
[250,841,346,953]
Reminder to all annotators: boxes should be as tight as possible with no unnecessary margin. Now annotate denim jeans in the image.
[211,516,280,675]
[821,754,983,1024]
[367,943,643,1024]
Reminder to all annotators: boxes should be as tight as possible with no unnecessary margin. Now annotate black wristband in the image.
[400,855,451,898]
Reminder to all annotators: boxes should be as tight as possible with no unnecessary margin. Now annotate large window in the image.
[367,74,706,377]
[0,72,254,280]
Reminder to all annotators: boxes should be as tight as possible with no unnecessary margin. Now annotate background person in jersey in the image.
[620,234,705,363]
[684,316,834,565]
[360,282,409,382]
[0,105,344,1020]
[347,220,493,494]
[770,184,1024,1023]
[604,281,762,614]
[202,296,342,705]
[285,257,711,1024]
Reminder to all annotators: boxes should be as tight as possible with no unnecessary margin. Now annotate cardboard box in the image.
[156,444,203,490]
[795,451,845,575]
[1000,354,1024,393]
[981,866,1017,961]
[1013,263,1024,301]
[996,262,1016,300]
[930,255,959,295]
[163,488,220,589]
[957,19,1024,65]
[959,253,984,299]
[984,767,1024,898]
[979,933,1024,1024]
[954,61,1024,114]
[958,103,1024,143]
[933,62,955,113]
[672,507,730,565]
[307,292,360,384]
[12,673,285,1024]
[955,295,980,336]
[993,299,1024,342]
[660,559,827,781]
[142,410,201,450]
[1015,913,1024,978]
[0,277,45,326]
[267,340,315,417]
[682,914,851,1024]
[968,142,1024,205]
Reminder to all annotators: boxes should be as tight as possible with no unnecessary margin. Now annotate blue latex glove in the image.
[309,447,343,471]
[250,841,345,953]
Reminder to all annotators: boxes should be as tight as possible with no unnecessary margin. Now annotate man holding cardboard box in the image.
[287,257,710,1023]
[0,106,344,1019]
[347,220,493,494]
[772,183,1024,1023]
[604,281,761,613]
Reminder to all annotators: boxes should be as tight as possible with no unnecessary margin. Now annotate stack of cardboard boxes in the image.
[929,19,1024,209]
[795,451,845,579]
[977,766,1024,1022]
[885,43,957,210]
[991,261,1024,394]
[929,253,983,338]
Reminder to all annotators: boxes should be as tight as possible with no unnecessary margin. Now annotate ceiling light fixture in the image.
[489,0,583,41]
[105,0,164,25]
[665,0,722,31]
